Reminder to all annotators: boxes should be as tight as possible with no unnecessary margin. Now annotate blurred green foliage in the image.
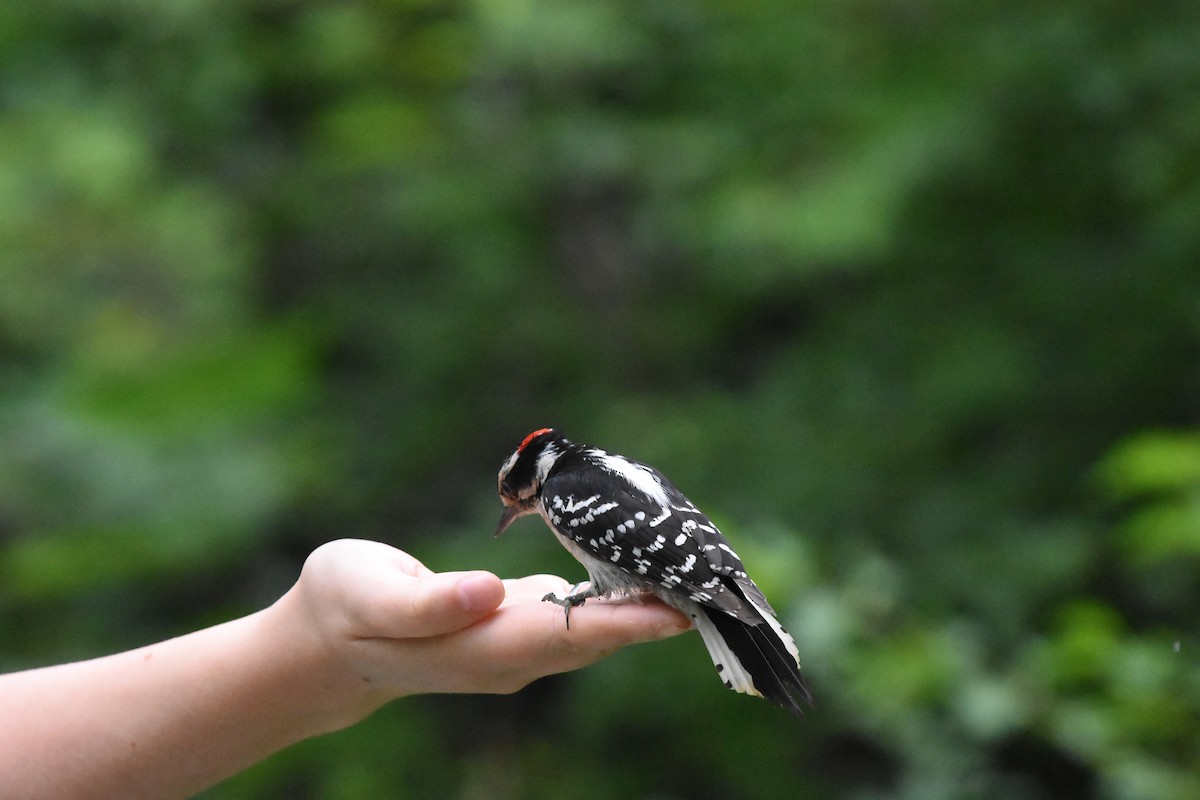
[2,1,1199,798]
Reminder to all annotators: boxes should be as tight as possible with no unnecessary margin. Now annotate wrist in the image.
[258,586,391,736]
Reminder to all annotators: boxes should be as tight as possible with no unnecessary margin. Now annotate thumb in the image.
[388,570,505,638]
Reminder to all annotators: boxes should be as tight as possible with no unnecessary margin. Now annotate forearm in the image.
[0,539,689,799]
[0,592,365,800]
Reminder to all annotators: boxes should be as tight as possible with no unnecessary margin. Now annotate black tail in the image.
[701,604,813,717]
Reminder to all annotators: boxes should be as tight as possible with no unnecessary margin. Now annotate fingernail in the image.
[656,613,694,639]
[456,572,503,613]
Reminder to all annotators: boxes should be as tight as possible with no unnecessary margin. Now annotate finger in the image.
[360,540,433,578]
[533,597,693,655]
[454,596,692,692]
[499,574,572,605]
[307,538,434,581]
[362,570,505,639]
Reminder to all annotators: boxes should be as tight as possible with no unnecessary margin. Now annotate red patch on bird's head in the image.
[518,428,554,452]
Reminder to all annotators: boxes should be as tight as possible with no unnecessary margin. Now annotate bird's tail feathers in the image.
[690,601,812,716]
[691,607,760,697]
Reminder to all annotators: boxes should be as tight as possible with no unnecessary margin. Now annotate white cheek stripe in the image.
[499,449,519,478]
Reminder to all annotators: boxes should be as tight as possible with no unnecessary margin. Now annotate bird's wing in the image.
[540,468,767,623]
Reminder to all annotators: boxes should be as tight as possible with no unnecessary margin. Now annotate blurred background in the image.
[2,1,1199,798]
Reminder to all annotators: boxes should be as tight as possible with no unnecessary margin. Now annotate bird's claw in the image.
[542,587,589,629]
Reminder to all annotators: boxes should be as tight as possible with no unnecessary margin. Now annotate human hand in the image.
[272,539,691,727]
[0,538,689,799]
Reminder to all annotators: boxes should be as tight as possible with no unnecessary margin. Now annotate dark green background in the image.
[2,2,1198,797]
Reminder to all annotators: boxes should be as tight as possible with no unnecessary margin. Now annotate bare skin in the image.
[0,538,691,800]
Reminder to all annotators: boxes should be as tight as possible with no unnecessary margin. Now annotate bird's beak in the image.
[494,501,530,538]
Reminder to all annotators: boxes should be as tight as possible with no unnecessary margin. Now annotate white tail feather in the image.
[685,601,761,697]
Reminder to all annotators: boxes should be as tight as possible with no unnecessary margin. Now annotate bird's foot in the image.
[542,583,592,629]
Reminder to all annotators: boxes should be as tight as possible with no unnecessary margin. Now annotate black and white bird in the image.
[495,428,811,716]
